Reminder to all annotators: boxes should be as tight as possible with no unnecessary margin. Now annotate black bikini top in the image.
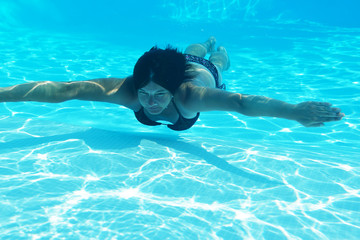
[134,100,200,131]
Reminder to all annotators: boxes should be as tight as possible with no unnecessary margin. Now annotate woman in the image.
[0,37,344,131]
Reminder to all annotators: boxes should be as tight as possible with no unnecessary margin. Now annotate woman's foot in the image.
[201,36,217,53]
[184,36,217,57]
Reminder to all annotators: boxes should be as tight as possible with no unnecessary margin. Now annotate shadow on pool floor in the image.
[0,128,283,186]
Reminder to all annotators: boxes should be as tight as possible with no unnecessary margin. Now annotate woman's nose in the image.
[147,95,155,105]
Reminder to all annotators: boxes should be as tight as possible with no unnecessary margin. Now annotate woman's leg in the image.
[184,37,216,57]
[209,46,230,72]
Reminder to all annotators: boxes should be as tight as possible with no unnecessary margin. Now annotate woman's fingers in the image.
[317,109,343,117]
[296,101,344,127]
[318,116,344,122]
[314,102,332,107]
[313,102,344,118]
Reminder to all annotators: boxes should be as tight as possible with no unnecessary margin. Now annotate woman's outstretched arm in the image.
[179,84,344,127]
[0,77,137,106]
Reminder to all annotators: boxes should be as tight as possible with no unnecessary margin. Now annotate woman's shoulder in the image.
[111,76,141,110]
[173,83,201,118]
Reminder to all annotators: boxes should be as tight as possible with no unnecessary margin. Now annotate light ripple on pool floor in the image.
[1,22,360,239]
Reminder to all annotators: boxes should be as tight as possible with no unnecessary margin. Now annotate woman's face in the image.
[138,81,172,115]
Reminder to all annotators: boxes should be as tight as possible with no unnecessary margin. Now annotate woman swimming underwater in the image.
[0,37,344,131]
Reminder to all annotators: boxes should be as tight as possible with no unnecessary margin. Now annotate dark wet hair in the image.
[133,46,194,95]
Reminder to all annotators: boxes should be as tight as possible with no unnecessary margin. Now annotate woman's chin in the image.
[147,107,163,115]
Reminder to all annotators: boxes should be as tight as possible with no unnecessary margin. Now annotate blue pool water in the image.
[1,1,360,239]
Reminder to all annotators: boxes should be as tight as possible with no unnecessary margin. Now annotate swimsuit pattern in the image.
[184,54,226,90]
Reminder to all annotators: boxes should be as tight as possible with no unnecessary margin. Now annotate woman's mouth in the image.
[147,106,162,113]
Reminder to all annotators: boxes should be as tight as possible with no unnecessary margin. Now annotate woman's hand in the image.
[293,101,344,127]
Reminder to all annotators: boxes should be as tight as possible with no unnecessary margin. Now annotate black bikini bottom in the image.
[184,54,226,90]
